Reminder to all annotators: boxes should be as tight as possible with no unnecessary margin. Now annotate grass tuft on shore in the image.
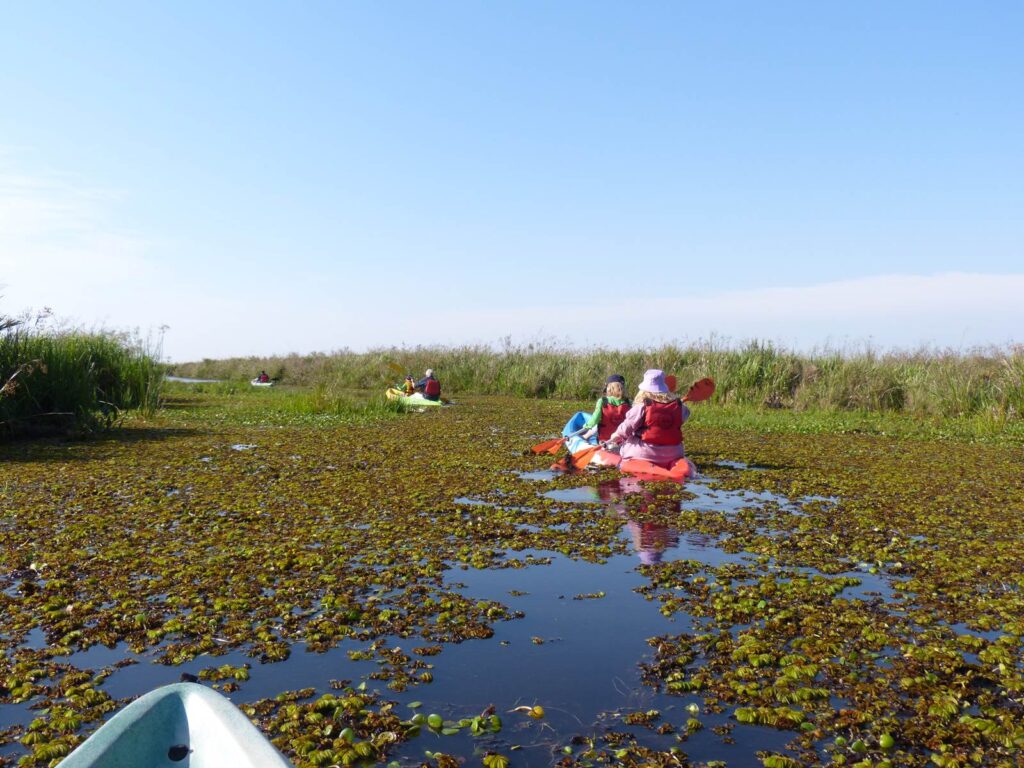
[1,312,163,439]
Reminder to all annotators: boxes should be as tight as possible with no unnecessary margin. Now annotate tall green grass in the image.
[1,320,163,438]
[170,340,1024,423]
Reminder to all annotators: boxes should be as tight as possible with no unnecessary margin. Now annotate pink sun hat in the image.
[638,369,669,394]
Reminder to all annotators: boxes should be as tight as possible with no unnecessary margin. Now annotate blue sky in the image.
[1,2,1021,360]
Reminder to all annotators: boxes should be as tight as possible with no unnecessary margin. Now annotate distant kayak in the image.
[385,387,444,406]
[250,379,274,387]
[56,682,293,768]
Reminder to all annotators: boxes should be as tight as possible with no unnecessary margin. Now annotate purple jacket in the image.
[608,398,690,466]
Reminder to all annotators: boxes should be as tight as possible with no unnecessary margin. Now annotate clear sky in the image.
[1,2,1021,361]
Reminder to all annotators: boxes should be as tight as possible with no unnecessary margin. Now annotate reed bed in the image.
[1,320,163,438]
[171,341,1024,422]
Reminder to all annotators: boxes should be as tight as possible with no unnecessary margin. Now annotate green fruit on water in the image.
[834,736,847,747]
[339,727,355,743]
[851,739,867,753]
[879,733,895,750]
[411,713,427,725]
[427,713,444,729]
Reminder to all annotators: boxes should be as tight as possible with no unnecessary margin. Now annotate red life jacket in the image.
[638,399,683,446]
[598,398,631,441]
[424,378,441,398]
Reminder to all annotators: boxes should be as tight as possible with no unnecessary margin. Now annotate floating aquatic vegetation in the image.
[1,391,1022,767]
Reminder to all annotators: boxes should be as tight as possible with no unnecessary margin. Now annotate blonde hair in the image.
[635,390,680,404]
[605,381,625,399]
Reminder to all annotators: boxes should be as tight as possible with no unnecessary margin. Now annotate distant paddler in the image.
[415,368,442,402]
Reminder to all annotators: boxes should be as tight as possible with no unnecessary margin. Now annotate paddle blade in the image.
[682,377,715,403]
[530,437,563,454]
[546,439,566,455]
[570,445,600,469]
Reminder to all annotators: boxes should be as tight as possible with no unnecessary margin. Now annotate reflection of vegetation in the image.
[170,340,1024,425]
[1,311,162,438]
[1,389,1023,767]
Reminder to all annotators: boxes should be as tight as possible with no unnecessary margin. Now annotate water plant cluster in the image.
[1,386,1022,767]
[0,313,162,439]
[170,340,1024,424]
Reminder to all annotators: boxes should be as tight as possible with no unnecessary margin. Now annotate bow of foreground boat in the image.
[57,683,294,768]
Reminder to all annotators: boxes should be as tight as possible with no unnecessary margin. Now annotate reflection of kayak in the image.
[385,387,444,407]
[57,682,293,768]
[250,379,273,387]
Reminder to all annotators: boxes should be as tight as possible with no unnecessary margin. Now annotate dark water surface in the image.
[1,469,886,767]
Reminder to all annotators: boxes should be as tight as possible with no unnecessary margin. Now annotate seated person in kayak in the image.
[256,370,270,383]
[415,368,442,401]
[604,369,690,467]
[580,374,631,443]
[402,375,416,396]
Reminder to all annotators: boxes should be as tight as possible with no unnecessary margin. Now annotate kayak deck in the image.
[57,683,293,768]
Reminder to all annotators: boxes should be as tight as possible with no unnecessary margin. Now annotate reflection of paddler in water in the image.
[596,478,680,564]
[628,520,679,565]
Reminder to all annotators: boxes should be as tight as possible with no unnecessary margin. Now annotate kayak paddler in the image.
[580,374,631,442]
[415,368,442,402]
[602,369,690,467]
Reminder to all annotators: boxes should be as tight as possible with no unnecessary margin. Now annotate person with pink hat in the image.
[603,369,693,468]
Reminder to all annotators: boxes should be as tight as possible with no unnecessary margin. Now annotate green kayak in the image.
[57,683,293,768]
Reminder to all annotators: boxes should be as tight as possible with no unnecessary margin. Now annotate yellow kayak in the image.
[385,387,444,406]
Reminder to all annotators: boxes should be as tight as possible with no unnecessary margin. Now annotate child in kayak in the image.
[402,375,416,396]
[581,374,631,442]
[604,369,690,467]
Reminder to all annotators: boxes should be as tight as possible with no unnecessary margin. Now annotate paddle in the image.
[567,377,716,470]
[530,427,588,455]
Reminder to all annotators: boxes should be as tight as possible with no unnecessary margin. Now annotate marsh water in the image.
[0,460,893,767]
